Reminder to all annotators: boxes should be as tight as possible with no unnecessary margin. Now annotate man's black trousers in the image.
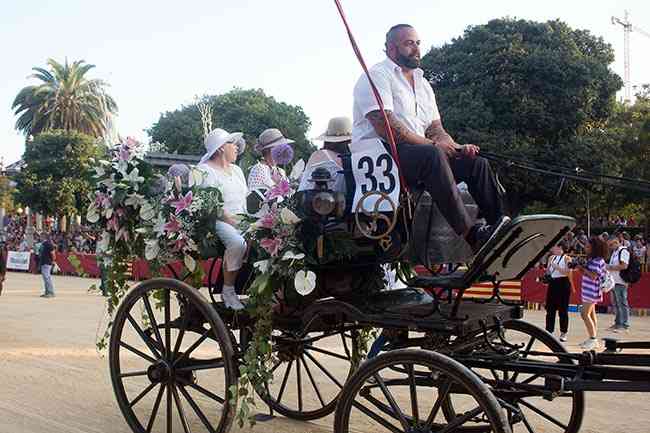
[392,143,504,235]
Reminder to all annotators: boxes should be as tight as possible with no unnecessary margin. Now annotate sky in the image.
[2,0,649,165]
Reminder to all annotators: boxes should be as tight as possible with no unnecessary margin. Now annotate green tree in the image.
[148,88,315,172]
[12,58,118,138]
[15,130,98,217]
[0,175,16,212]
[421,18,623,212]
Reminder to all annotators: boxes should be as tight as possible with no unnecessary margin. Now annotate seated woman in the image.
[197,128,248,310]
[298,116,351,192]
[247,128,294,192]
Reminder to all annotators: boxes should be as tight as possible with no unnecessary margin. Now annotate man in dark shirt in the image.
[39,235,56,298]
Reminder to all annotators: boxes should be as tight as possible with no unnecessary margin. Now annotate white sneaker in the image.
[580,338,599,350]
[222,289,244,310]
[559,333,568,342]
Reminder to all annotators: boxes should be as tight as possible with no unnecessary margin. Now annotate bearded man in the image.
[352,24,506,252]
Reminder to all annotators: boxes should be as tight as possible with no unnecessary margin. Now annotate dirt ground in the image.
[0,271,649,433]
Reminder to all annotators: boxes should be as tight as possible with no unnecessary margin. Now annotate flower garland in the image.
[87,139,225,349]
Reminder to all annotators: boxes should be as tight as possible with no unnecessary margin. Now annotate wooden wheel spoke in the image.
[424,378,452,429]
[120,370,149,379]
[296,357,303,412]
[341,332,352,359]
[173,330,210,367]
[172,313,188,361]
[437,406,485,433]
[175,359,224,373]
[164,290,171,360]
[519,398,568,430]
[406,364,419,424]
[185,382,225,405]
[130,382,158,408]
[178,385,217,433]
[166,383,173,433]
[373,372,410,431]
[305,345,350,361]
[146,383,166,433]
[351,400,403,433]
[301,356,326,408]
[520,409,537,433]
[172,384,192,433]
[141,294,165,351]
[120,341,157,364]
[304,350,343,388]
[276,360,293,405]
[126,314,161,360]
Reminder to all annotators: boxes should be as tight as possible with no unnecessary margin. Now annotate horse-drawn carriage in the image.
[107,139,650,433]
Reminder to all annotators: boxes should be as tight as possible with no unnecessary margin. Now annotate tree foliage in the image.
[421,18,623,212]
[12,58,118,138]
[15,130,99,216]
[147,88,315,172]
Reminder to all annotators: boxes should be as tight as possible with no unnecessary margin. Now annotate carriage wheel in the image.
[445,320,584,433]
[256,328,360,421]
[334,348,511,433]
[109,278,237,433]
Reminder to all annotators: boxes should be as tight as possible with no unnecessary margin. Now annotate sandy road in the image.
[0,271,649,433]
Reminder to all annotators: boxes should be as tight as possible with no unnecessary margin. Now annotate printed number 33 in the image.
[358,154,396,194]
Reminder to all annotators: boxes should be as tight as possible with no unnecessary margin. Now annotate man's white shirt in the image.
[609,246,630,286]
[352,57,441,147]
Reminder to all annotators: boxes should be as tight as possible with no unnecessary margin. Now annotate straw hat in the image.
[315,117,352,142]
[255,128,295,153]
[199,128,245,164]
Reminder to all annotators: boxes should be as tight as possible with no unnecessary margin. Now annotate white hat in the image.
[255,128,295,153]
[199,128,245,165]
[315,117,352,142]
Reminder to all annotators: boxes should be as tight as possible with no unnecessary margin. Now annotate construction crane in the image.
[612,10,650,103]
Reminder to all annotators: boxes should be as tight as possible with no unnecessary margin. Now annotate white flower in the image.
[188,168,205,187]
[184,254,196,272]
[280,207,301,225]
[294,270,316,296]
[94,165,105,177]
[253,259,270,273]
[282,250,305,261]
[186,238,198,251]
[145,239,160,260]
[125,167,145,184]
[104,207,113,219]
[125,193,145,208]
[97,231,110,254]
[290,159,305,180]
[86,204,99,223]
[139,202,155,221]
[153,214,166,237]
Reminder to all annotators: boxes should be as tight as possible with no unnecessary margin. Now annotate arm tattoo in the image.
[425,120,453,144]
[366,110,411,144]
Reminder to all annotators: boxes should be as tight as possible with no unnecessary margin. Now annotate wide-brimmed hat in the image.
[199,128,245,164]
[255,128,295,154]
[315,117,352,143]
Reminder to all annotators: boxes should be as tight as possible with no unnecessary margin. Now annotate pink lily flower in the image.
[259,211,277,229]
[107,216,119,232]
[266,179,292,201]
[164,218,181,233]
[170,191,193,215]
[260,237,284,257]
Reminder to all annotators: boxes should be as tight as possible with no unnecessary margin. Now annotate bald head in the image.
[385,24,421,69]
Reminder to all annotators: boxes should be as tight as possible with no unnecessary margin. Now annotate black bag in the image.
[619,247,642,284]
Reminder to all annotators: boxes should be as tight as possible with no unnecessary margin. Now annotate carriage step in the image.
[407,271,468,289]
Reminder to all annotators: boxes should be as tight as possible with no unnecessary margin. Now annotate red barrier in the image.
[522,267,650,308]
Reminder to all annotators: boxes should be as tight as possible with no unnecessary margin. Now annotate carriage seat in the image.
[407,214,576,290]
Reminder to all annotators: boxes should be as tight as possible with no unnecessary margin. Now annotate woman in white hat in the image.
[247,128,294,192]
[197,128,248,310]
[298,117,352,192]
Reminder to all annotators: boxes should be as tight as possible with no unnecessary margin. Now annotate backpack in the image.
[619,247,642,284]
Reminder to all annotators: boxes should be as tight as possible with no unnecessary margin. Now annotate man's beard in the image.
[395,52,420,69]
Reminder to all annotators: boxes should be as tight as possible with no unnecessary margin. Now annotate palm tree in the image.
[12,58,118,138]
